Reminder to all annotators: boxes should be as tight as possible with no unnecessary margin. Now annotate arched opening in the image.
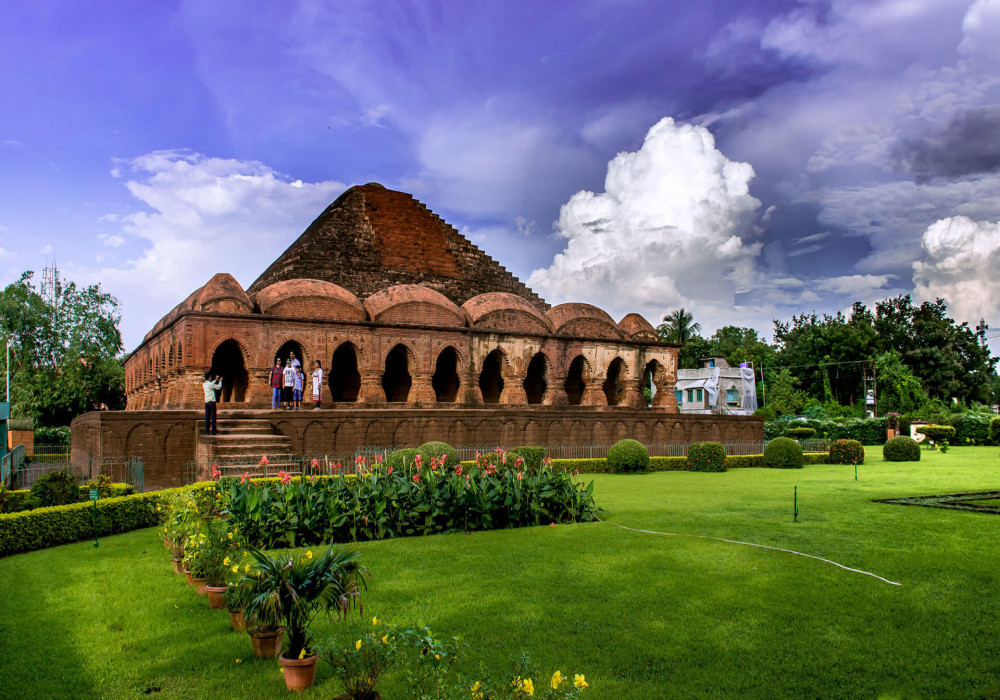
[382,344,412,402]
[274,339,305,369]
[603,358,626,406]
[210,339,249,403]
[523,353,548,404]
[329,342,361,402]
[168,344,174,368]
[478,349,505,404]
[643,360,660,407]
[565,355,587,406]
[432,347,460,402]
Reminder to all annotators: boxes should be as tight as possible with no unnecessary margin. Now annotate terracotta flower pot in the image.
[195,579,208,596]
[228,609,247,632]
[206,585,227,609]
[170,557,184,575]
[163,537,171,550]
[184,570,195,586]
[248,629,284,659]
[279,653,318,692]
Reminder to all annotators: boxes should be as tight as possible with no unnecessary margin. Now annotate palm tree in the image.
[657,308,701,344]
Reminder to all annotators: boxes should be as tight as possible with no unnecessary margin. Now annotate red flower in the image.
[278,471,291,485]
[413,474,420,483]
[311,458,319,468]
[239,471,250,484]
[211,465,221,480]
[387,466,394,475]
[455,465,463,476]
[516,471,523,480]
[374,453,384,464]
[260,455,269,466]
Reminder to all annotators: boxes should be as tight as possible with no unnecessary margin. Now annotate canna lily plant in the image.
[240,545,369,660]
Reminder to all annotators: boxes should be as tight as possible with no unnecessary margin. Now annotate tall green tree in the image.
[657,308,702,344]
[0,271,125,425]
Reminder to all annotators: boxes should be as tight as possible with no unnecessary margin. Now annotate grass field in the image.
[2,447,999,699]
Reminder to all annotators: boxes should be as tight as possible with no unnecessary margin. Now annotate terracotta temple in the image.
[71,184,762,487]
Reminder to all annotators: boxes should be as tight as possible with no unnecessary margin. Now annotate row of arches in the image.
[196,338,664,407]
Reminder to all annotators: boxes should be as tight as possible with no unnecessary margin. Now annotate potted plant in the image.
[182,532,211,594]
[242,546,368,691]
[319,628,395,700]
[223,584,247,632]
[238,570,285,659]
[200,520,234,609]
[165,492,199,574]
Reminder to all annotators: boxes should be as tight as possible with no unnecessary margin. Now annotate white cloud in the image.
[528,117,762,329]
[913,215,1000,324]
[66,151,346,350]
[98,213,120,222]
[959,0,1000,60]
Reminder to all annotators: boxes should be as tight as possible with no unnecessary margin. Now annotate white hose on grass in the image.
[607,521,902,587]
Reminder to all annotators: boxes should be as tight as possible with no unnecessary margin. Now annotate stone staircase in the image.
[196,417,298,473]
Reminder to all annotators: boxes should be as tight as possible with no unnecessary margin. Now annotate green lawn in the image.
[2,447,999,699]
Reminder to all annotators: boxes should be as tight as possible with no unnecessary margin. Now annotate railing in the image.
[181,440,768,484]
[10,455,144,492]
[28,444,71,462]
[1,444,26,488]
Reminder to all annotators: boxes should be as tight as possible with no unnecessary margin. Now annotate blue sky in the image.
[2,0,1000,351]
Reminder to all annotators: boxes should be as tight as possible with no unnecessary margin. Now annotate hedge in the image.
[1,483,136,514]
[0,493,162,557]
[546,453,830,473]
[765,417,888,445]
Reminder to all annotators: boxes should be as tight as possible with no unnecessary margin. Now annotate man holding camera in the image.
[203,371,223,435]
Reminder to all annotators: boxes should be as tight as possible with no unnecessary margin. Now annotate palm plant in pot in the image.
[242,546,368,691]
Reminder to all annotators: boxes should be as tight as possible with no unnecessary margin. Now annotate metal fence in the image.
[28,444,71,462]
[8,455,144,492]
[1,444,26,488]
[181,440,769,484]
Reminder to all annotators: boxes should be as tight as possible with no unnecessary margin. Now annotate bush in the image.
[951,413,991,445]
[509,446,547,472]
[417,441,460,470]
[686,442,727,472]
[386,448,420,472]
[34,426,71,446]
[883,436,921,462]
[30,470,81,506]
[991,417,1000,444]
[784,427,817,439]
[0,493,162,557]
[915,424,956,443]
[829,439,865,465]
[547,458,615,474]
[606,439,650,473]
[763,437,804,469]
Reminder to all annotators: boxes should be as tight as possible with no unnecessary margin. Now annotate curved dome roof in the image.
[194,273,253,313]
[462,292,553,335]
[545,303,624,340]
[618,313,658,341]
[364,284,468,328]
[256,278,367,322]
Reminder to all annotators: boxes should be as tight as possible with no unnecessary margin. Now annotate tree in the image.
[0,271,125,425]
[763,369,809,417]
[873,350,927,414]
[657,308,702,345]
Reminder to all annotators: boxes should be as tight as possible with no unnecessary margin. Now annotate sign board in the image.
[89,489,99,501]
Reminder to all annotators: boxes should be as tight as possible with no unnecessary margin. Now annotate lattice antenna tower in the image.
[40,258,60,306]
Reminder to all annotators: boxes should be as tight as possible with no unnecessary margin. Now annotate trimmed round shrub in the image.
[784,427,817,439]
[829,439,865,465]
[883,436,921,462]
[417,441,460,470]
[607,439,650,473]
[30,469,81,506]
[915,424,956,443]
[386,448,420,472]
[510,446,547,472]
[686,442,726,472]
[763,437,804,469]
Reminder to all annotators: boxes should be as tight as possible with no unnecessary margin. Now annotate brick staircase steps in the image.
[198,417,297,466]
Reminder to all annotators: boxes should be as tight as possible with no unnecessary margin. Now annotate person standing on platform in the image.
[289,351,302,371]
[293,365,305,410]
[282,359,296,410]
[270,359,283,410]
[311,360,323,409]
[203,371,222,435]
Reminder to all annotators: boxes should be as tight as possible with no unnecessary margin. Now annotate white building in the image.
[674,357,758,415]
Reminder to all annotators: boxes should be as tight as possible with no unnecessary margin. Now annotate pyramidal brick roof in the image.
[247,183,549,312]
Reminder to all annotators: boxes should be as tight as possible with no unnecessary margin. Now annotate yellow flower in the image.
[522,678,534,696]
[355,640,362,650]
[244,564,250,573]
[231,565,239,573]
[471,681,483,699]
[227,532,233,539]
[574,674,588,689]
[551,671,563,689]
[435,653,440,660]
[306,550,313,559]
[280,668,284,675]
[372,616,379,626]
[381,634,388,644]
[299,648,306,659]
[223,557,229,566]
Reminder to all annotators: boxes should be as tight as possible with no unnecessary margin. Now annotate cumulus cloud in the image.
[528,117,762,327]
[913,215,1000,323]
[67,151,346,349]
